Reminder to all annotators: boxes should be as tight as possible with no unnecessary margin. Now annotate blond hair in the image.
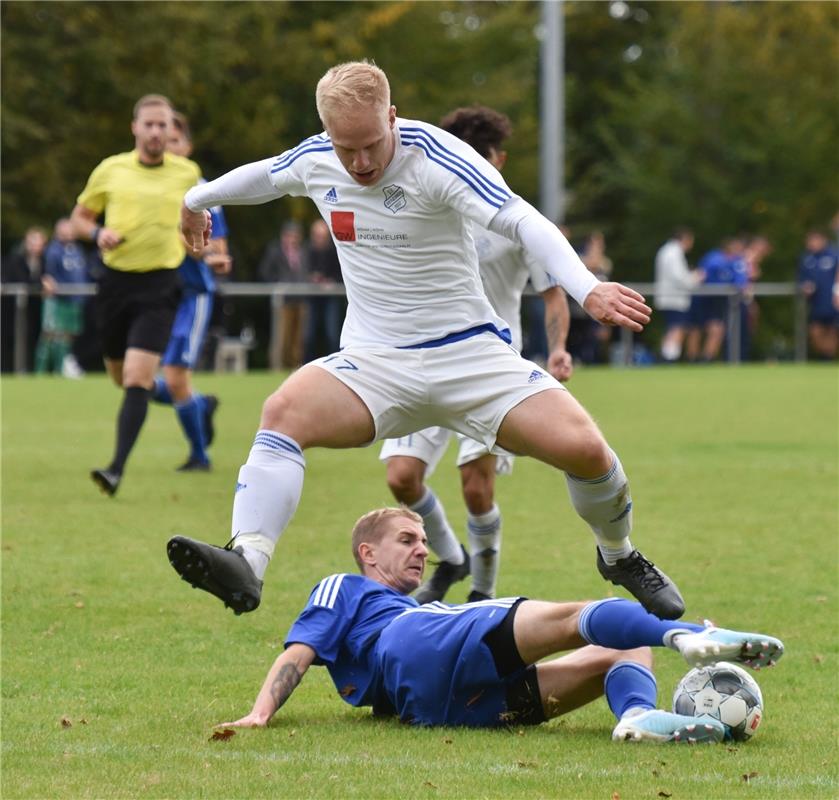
[315,60,391,127]
[350,507,421,571]
[133,94,173,119]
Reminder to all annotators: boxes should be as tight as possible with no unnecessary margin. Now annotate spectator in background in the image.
[1,226,48,372]
[35,218,91,377]
[738,236,772,361]
[303,218,344,361]
[259,221,308,369]
[567,231,612,364]
[653,228,701,363]
[797,230,839,360]
[684,237,746,362]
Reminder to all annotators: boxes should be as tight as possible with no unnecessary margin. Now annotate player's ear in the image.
[358,541,376,567]
[388,106,397,128]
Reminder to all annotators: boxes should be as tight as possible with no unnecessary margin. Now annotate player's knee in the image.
[568,431,612,477]
[461,474,493,514]
[386,459,425,504]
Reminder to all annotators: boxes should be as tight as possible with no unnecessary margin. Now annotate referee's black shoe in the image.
[91,468,121,497]
[203,395,219,447]
[167,536,262,615]
[414,544,470,604]
[596,548,685,620]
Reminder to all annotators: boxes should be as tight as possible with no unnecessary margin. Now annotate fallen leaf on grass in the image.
[516,760,538,769]
[443,737,452,745]
[60,717,72,728]
[423,781,438,789]
[658,792,672,798]
[611,792,620,800]
[210,728,236,742]
[813,654,824,664]
[74,602,85,609]
[741,771,759,783]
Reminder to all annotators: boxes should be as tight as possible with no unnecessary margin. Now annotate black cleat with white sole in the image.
[167,535,262,615]
[597,548,685,620]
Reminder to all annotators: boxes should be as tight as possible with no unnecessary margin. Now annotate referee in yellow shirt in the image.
[71,94,201,496]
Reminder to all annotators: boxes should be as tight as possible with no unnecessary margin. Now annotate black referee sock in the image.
[108,386,150,475]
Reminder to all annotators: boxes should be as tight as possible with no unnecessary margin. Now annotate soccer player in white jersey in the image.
[380,105,574,604]
[167,60,685,621]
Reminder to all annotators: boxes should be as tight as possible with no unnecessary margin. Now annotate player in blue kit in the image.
[798,229,839,359]
[150,112,231,470]
[209,507,784,741]
[685,237,745,362]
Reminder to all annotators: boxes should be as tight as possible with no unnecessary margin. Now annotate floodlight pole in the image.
[539,0,564,223]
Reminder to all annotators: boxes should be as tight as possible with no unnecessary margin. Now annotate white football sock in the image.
[565,451,633,565]
[231,430,306,580]
[410,488,464,565]
[468,504,501,596]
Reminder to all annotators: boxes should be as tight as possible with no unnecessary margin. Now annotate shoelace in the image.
[625,553,667,591]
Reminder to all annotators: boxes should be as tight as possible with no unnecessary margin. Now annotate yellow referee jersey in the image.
[77,150,201,272]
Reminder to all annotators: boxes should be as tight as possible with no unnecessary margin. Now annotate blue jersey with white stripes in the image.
[265,118,513,349]
[285,574,418,707]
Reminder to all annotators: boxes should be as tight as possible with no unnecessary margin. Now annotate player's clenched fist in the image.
[180,204,212,255]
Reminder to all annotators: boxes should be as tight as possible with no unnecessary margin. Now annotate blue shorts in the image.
[376,597,535,727]
[661,309,689,331]
[162,292,213,369]
[688,295,726,325]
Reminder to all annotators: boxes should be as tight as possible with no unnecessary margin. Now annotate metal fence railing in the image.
[1,281,807,373]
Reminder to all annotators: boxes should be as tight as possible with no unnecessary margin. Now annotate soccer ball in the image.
[672,662,764,741]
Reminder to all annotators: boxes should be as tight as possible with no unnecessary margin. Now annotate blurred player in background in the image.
[684,236,746,362]
[798,229,839,359]
[380,105,573,604]
[169,60,684,622]
[213,507,783,740]
[71,95,201,496]
[149,111,231,471]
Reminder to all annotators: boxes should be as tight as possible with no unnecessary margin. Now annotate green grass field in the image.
[2,364,837,799]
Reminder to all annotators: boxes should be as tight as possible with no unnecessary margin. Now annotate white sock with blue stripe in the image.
[231,430,306,580]
[410,488,463,565]
[467,505,501,596]
[565,450,633,565]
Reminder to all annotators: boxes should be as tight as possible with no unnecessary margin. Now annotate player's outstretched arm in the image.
[215,643,316,728]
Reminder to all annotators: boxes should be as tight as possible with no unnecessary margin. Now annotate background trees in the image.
[3,0,837,286]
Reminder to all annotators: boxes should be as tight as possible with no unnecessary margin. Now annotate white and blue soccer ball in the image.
[672,662,764,741]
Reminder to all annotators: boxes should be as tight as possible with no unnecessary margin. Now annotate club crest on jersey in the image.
[382,184,407,214]
[323,187,339,204]
[331,211,356,242]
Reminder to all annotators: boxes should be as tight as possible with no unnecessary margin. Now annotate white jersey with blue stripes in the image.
[473,227,562,351]
[268,118,513,349]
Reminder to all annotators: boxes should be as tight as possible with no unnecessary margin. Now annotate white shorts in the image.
[311,332,564,452]
[379,428,515,477]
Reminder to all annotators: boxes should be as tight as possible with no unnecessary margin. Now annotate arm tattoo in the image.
[269,663,303,711]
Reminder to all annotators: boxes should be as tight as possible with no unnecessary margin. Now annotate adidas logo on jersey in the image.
[527,370,546,383]
[324,187,339,204]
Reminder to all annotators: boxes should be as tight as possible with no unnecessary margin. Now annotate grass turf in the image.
[1,364,837,799]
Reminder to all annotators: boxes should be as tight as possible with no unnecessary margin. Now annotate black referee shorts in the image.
[96,266,180,360]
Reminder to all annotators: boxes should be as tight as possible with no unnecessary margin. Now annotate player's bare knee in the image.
[386,459,425,504]
[260,390,300,436]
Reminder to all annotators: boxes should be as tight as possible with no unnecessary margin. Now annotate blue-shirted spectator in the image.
[685,237,745,362]
[35,218,91,376]
[798,230,839,359]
